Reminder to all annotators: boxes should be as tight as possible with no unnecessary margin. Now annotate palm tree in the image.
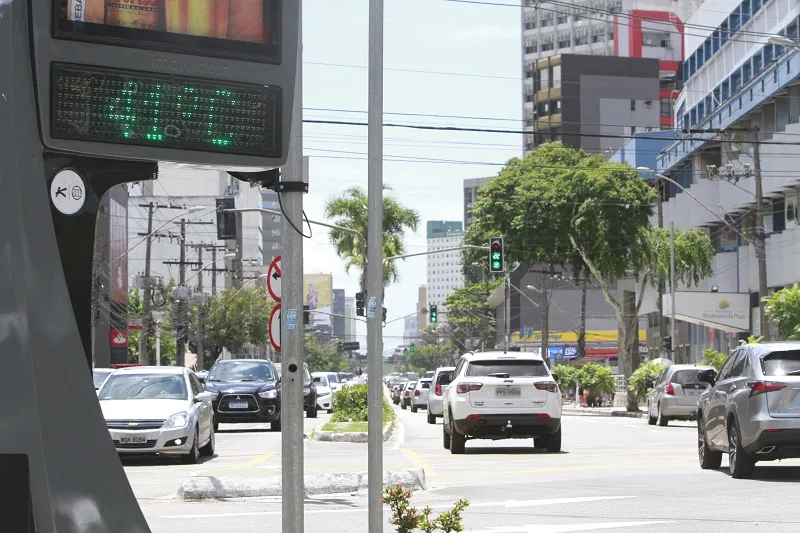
[324,185,420,293]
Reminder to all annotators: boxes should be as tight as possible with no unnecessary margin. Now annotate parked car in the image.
[93,368,115,392]
[427,367,455,424]
[402,381,417,410]
[312,372,335,413]
[203,359,281,431]
[98,366,215,463]
[323,372,343,394]
[302,363,319,418]
[411,378,432,413]
[697,342,800,479]
[646,364,715,426]
[442,351,562,454]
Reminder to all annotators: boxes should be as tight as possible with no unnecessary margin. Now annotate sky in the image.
[300,0,522,351]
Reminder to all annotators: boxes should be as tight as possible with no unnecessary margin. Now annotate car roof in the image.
[746,341,800,354]
[94,368,114,373]
[668,364,716,370]
[461,351,545,362]
[435,366,455,373]
[217,359,274,364]
[112,366,187,375]
[420,378,432,382]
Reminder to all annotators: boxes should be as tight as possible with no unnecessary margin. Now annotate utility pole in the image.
[578,277,587,359]
[540,270,550,362]
[367,0,385,526]
[670,222,677,362]
[752,126,769,339]
[177,219,187,367]
[656,180,666,357]
[504,273,511,351]
[196,247,205,371]
[139,202,155,365]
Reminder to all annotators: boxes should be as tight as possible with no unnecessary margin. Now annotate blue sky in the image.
[301,0,521,350]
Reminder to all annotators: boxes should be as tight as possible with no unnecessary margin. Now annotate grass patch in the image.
[321,421,369,433]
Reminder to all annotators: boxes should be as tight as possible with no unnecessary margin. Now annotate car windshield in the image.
[328,374,339,383]
[93,371,113,389]
[762,350,800,376]
[316,376,329,387]
[99,374,187,401]
[671,369,708,385]
[466,360,549,377]
[208,362,274,382]
[436,371,453,385]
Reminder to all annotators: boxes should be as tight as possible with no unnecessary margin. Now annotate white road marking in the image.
[471,521,674,532]
[160,496,635,519]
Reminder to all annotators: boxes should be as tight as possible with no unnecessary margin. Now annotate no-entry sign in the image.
[267,256,281,302]
[269,304,281,352]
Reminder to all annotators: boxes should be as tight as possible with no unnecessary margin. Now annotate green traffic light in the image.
[382,320,386,328]
[491,260,501,270]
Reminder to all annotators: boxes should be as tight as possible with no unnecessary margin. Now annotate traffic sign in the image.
[50,169,86,215]
[267,256,282,302]
[269,304,281,352]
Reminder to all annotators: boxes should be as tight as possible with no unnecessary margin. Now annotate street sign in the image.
[267,256,282,302]
[269,304,281,352]
[50,169,86,215]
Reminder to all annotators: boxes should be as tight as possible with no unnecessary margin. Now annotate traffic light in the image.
[356,292,365,317]
[216,198,237,240]
[662,336,672,352]
[429,305,438,324]
[409,344,415,353]
[403,348,409,357]
[303,305,310,325]
[489,237,504,273]
[382,307,387,328]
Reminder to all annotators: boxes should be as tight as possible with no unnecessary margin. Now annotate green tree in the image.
[127,289,176,364]
[764,284,800,340]
[443,281,500,352]
[202,286,275,365]
[701,348,729,371]
[466,143,715,411]
[408,343,451,372]
[324,186,420,293]
[577,363,615,396]
[551,364,578,395]
[628,360,668,404]
[305,334,350,372]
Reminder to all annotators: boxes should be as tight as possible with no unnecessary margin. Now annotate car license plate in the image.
[229,401,249,409]
[119,435,147,444]
[496,387,521,397]
[686,390,702,396]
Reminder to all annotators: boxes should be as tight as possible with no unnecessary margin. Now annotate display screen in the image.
[54,0,281,63]
[51,63,281,157]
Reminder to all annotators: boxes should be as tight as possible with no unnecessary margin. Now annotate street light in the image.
[768,35,797,48]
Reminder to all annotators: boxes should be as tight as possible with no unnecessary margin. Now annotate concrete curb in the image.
[177,467,426,501]
[313,420,395,443]
[563,408,647,419]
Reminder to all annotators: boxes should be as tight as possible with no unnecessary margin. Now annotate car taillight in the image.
[747,381,787,396]
[435,383,442,396]
[456,382,482,394]
[664,383,675,396]
[405,390,410,396]
[534,382,558,392]
[414,389,421,396]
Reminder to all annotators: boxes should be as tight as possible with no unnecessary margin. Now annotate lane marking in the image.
[426,460,696,479]
[230,452,277,469]
[401,448,438,477]
[470,520,675,532]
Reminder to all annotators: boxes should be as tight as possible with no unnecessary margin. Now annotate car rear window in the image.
[436,372,453,385]
[670,369,706,385]
[420,380,431,389]
[466,360,549,377]
[762,350,800,376]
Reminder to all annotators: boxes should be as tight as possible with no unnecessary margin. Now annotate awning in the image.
[663,292,750,333]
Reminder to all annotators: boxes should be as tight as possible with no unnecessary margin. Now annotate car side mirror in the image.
[697,369,716,385]
[196,375,206,384]
[644,380,655,389]
[195,392,215,403]
[313,376,322,383]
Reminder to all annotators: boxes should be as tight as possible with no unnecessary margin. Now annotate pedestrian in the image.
[354,367,366,385]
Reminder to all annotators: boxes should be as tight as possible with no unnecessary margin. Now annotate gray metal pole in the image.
[669,222,676,362]
[177,219,187,367]
[282,15,305,533]
[197,247,204,371]
[367,0,385,527]
[139,202,154,364]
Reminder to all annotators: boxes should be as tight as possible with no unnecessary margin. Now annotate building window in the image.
[525,45,537,54]
[525,21,537,30]
[541,43,554,52]
[558,39,569,48]
[630,100,636,111]
[660,98,673,116]
[556,15,567,24]
[575,36,588,46]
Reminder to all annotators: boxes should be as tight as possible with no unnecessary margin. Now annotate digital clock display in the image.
[51,63,281,157]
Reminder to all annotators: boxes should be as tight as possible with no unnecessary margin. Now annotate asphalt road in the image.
[133,404,800,532]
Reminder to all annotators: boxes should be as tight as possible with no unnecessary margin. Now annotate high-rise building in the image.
[344,296,356,341]
[426,221,465,324]
[521,0,700,154]
[332,289,345,339]
[464,177,490,230]
[403,314,418,346]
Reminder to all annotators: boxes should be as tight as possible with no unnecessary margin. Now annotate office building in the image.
[426,221,465,324]
[464,177,490,230]
[332,289,346,339]
[344,296,356,341]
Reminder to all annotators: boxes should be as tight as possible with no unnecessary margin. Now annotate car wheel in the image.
[182,428,200,464]
[213,417,219,432]
[427,412,436,425]
[328,409,334,414]
[411,404,418,413]
[545,426,562,453]
[270,418,282,432]
[199,424,215,457]
[533,437,546,449]
[698,417,721,470]
[449,416,466,455]
[442,422,451,449]
[401,402,407,410]
[307,405,318,419]
[647,403,657,426]
[657,404,669,427]
[728,420,755,479]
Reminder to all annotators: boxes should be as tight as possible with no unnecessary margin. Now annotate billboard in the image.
[303,274,332,328]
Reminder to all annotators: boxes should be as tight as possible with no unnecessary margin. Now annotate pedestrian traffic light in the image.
[429,305,438,324]
[382,307,387,328]
[410,344,415,353]
[403,348,408,357]
[489,237,504,273]
[303,305,310,325]
[356,292,365,317]
[662,336,672,352]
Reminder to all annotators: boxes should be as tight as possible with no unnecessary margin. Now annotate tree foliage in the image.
[305,334,350,373]
[576,363,615,396]
[701,348,729,371]
[127,289,176,364]
[764,284,800,340]
[442,281,499,352]
[465,143,715,410]
[408,343,451,373]
[324,185,420,291]
[628,360,668,403]
[202,286,275,364]
[551,364,578,394]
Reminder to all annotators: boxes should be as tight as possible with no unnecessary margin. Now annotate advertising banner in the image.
[303,274,332,328]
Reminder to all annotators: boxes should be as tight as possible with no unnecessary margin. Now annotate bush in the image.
[628,360,668,403]
[551,364,578,395]
[576,363,615,396]
[331,384,395,423]
[701,348,729,372]
[383,485,469,533]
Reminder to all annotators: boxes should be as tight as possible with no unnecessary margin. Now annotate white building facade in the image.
[426,221,465,324]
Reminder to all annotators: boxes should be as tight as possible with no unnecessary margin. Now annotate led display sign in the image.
[54,0,281,63]
[51,63,281,157]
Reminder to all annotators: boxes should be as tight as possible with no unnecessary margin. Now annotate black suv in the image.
[276,363,318,418]
[204,359,281,431]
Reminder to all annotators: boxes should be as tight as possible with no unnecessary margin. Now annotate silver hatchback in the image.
[646,364,715,426]
[697,342,800,479]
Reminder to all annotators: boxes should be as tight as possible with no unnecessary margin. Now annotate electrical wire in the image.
[277,189,314,239]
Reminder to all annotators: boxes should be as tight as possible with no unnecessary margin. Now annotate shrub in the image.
[331,384,395,423]
[700,348,729,372]
[628,360,668,403]
[383,485,469,533]
[551,364,578,395]
[576,363,615,396]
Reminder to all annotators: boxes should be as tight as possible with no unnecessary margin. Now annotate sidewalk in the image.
[562,405,647,419]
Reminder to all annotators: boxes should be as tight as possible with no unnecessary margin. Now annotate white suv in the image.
[442,351,562,454]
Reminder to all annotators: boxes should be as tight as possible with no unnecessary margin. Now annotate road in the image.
[133,404,800,532]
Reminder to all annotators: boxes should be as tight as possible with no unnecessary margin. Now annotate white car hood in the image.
[100,399,190,421]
